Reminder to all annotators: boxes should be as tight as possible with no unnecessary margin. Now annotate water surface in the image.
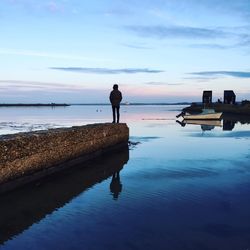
[0,105,250,250]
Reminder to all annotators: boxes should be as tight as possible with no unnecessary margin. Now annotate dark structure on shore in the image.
[202,91,212,104]
[183,90,250,115]
[224,90,236,104]
[202,90,236,105]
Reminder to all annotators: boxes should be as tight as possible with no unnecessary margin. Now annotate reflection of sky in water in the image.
[0,105,180,135]
[1,105,250,250]
[190,130,250,138]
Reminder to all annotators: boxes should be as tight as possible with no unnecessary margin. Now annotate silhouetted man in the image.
[109,84,122,123]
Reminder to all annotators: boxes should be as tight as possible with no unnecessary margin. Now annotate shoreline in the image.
[183,103,250,115]
[0,103,70,107]
[0,103,190,107]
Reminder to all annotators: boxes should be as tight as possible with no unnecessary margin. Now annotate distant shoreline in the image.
[0,102,190,107]
[0,103,70,107]
[71,102,191,106]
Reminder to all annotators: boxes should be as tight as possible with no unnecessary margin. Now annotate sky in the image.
[0,0,250,103]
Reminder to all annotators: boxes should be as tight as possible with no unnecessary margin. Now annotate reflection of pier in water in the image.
[0,146,129,245]
[222,113,250,131]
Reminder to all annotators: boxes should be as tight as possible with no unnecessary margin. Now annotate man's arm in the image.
[109,92,113,103]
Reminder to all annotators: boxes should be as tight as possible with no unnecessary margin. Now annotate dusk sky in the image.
[0,0,250,103]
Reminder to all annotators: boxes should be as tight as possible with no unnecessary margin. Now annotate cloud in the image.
[5,0,64,13]
[125,25,228,39]
[121,43,153,50]
[0,48,112,62]
[188,31,250,50]
[184,76,219,82]
[45,1,63,13]
[211,0,250,21]
[0,80,88,92]
[0,79,110,103]
[189,43,231,49]
[190,71,250,78]
[144,82,183,86]
[104,8,133,17]
[50,67,164,74]
[237,34,250,47]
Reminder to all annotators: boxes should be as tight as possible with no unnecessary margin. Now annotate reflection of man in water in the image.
[110,171,122,200]
[109,84,122,123]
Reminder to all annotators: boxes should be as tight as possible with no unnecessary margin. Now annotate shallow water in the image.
[0,105,177,135]
[0,105,250,250]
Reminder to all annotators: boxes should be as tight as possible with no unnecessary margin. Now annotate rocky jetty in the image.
[0,123,129,193]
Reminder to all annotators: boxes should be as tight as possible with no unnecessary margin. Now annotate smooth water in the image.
[0,105,250,250]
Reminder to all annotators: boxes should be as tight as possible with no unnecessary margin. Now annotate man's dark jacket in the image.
[109,90,122,106]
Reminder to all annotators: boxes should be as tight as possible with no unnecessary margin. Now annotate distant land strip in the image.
[0,102,191,107]
[0,103,70,107]
[71,102,191,106]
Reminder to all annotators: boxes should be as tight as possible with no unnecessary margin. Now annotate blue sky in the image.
[0,0,249,103]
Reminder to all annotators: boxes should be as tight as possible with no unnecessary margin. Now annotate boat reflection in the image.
[0,146,129,245]
[176,119,222,131]
[177,114,250,132]
[183,119,222,127]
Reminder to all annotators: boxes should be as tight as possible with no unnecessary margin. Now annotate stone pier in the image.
[0,123,129,193]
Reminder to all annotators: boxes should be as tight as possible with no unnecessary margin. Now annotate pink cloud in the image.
[46,1,63,13]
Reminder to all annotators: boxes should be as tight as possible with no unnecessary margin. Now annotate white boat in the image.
[183,109,222,120]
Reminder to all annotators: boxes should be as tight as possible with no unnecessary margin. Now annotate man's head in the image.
[113,84,118,90]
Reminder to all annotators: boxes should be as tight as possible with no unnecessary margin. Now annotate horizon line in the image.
[0,102,193,106]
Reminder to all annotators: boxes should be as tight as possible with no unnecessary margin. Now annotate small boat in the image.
[183,109,222,120]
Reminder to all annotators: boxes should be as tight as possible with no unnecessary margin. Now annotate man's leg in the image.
[112,106,116,123]
[117,106,120,123]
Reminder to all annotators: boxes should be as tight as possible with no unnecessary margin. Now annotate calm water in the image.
[1,105,250,250]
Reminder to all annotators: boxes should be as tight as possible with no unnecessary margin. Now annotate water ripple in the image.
[129,166,219,181]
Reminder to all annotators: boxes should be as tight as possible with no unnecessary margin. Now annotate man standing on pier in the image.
[109,84,122,123]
